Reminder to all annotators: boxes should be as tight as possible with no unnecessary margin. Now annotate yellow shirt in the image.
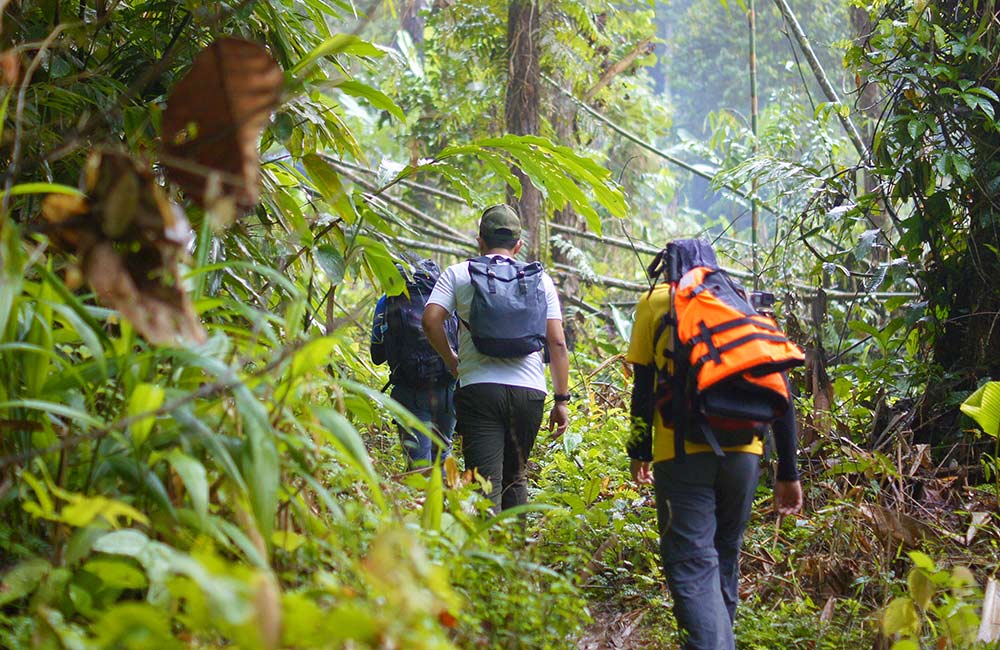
[626,284,763,462]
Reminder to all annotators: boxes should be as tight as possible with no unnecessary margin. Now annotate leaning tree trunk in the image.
[505,0,543,261]
[401,0,426,49]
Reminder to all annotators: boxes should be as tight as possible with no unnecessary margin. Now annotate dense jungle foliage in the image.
[0,0,998,648]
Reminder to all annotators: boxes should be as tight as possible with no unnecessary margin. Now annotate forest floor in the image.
[573,441,1000,648]
[577,603,663,649]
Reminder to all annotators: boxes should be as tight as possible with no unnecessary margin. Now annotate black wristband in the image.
[553,393,571,403]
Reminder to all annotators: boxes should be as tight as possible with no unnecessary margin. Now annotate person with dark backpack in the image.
[370,258,460,469]
[421,204,570,511]
[626,239,804,650]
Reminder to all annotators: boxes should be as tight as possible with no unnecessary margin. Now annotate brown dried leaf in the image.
[40,193,93,251]
[444,455,461,488]
[0,50,19,86]
[85,242,205,346]
[41,194,89,224]
[161,38,283,211]
[820,596,837,623]
[860,503,934,548]
[50,150,204,345]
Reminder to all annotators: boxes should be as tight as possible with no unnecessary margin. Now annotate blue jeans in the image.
[653,453,760,650]
[390,383,456,467]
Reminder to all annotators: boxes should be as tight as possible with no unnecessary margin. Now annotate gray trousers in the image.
[654,452,760,650]
[454,383,545,510]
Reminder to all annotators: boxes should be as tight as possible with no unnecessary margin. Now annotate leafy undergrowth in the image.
[358,357,1000,649]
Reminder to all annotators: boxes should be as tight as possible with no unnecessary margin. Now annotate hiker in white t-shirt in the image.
[422,204,570,509]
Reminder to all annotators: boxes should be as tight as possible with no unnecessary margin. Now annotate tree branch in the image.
[583,37,653,103]
[771,0,870,161]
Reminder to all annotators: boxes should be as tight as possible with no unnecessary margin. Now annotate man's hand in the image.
[548,402,569,438]
[445,351,459,378]
[630,459,653,485]
[774,480,802,516]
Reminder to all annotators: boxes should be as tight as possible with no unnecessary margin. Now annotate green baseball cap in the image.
[478,204,521,240]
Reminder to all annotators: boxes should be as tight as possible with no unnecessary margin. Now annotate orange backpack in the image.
[648,240,804,459]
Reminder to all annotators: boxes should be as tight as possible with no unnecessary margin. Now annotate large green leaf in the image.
[126,383,165,448]
[960,381,1000,438]
[167,450,210,529]
[312,406,386,511]
[0,222,25,338]
[882,596,920,636]
[334,80,405,121]
[290,34,385,75]
[357,236,405,296]
[0,558,51,606]
[94,530,255,624]
[422,465,443,532]
[314,244,346,285]
[301,153,355,223]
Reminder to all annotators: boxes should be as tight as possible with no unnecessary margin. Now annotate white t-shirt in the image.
[427,256,562,393]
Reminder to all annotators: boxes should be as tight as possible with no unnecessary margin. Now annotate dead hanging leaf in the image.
[85,242,203,345]
[41,150,203,345]
[161,38,284,211]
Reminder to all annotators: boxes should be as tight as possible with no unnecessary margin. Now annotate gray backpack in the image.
[465,256,547,358]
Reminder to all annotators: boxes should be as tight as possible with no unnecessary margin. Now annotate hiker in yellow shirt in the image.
[626,240,802,650]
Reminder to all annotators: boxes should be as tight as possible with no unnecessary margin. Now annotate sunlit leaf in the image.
[960,381,1000,438]
[127,382,165,447]
[6,182,83,197]
[335,80,405,121]
[82,558,148,590]
[907,568,934,609]
[291,34,385,75]
[423,465,444,532]
[882,596,919,636]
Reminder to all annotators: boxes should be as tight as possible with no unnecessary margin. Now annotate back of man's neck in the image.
[483,248,515,257]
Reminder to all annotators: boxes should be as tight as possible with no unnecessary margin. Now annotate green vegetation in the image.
[1,1,999,648]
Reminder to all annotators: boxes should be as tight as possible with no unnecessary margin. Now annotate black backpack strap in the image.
[671,299,689,464]
[698,419,726,457]
[686,316,781,346]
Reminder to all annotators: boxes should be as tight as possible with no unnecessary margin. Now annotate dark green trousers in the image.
[454,382,546,510]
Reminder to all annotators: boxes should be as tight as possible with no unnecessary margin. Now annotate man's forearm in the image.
[549,340,569,395]
[545,319,569,394]
[628,363,655,461]
[422,305,458,368]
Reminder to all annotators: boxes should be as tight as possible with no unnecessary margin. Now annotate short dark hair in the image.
[482,231,518,250]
